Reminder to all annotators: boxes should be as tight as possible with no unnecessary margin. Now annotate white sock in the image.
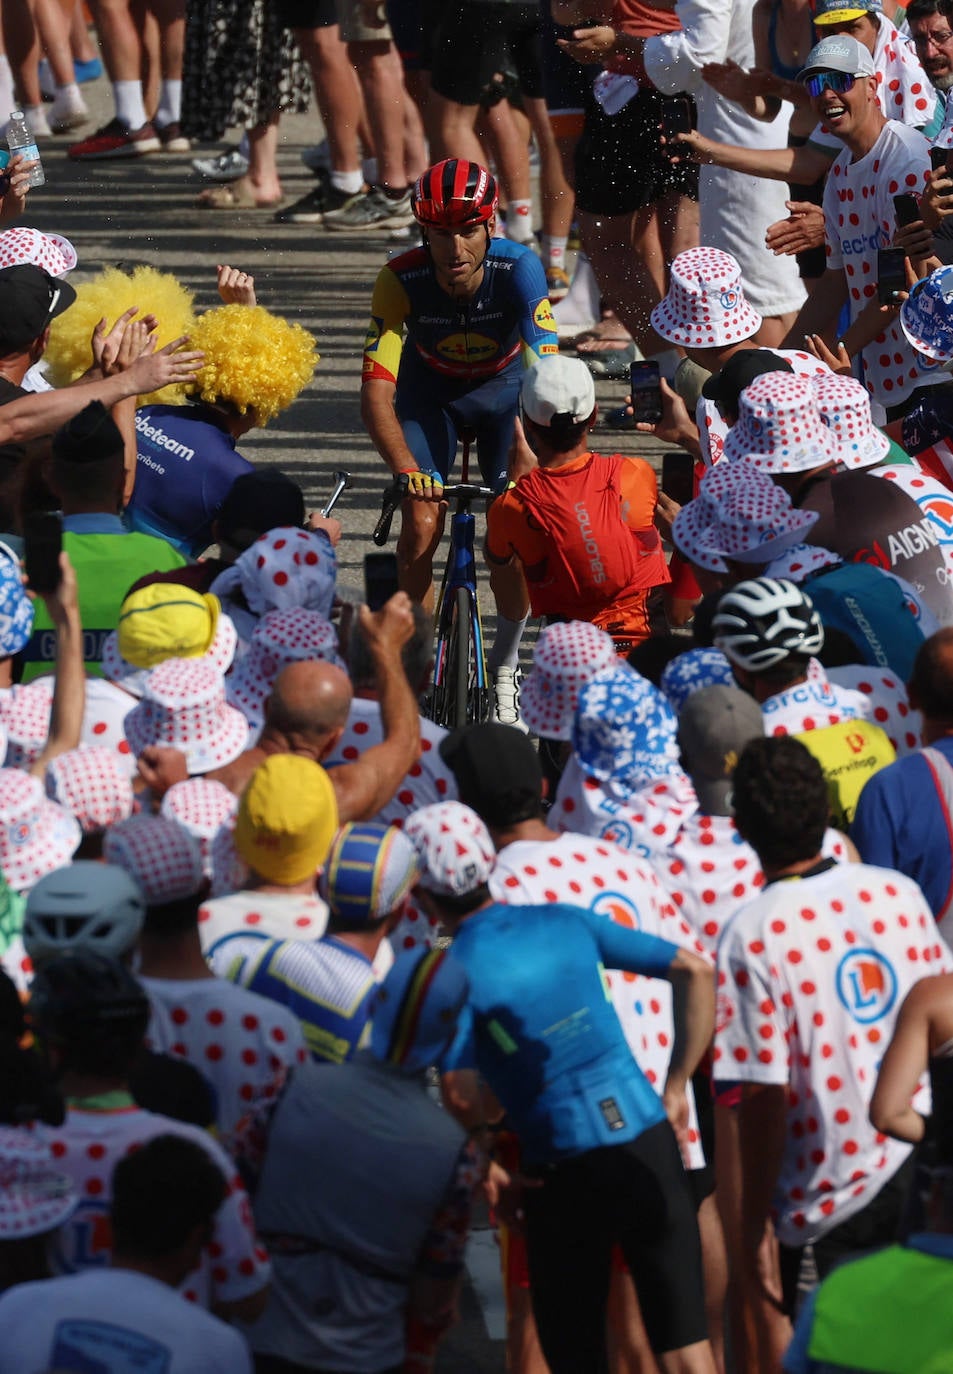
[331,168,363,194]
[488,614,528,672]
[52,82,83,107]
[155,78,181,127]
[506,199,534,241]
[553,252,601,326]
[113,80,147,131]
[542,234,568,270]
[0,56,14,124]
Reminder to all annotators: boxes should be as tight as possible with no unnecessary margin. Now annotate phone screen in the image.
[877,247,907,305]
[931,145,948,171]
[661,452,696,508]
[630,360,663,423]
[893,193,920,228]
[363,552,400,612]
[23,512,62,595]
[661,97,693,141]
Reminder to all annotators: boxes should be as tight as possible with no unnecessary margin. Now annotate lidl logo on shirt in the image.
[533,300,557,333]
[436,332,498,363]
[835,948,898,1024]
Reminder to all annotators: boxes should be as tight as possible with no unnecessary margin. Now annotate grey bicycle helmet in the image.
[23,862,145,968]
[712,578,824,672]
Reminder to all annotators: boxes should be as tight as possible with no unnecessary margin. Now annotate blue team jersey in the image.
[362,238,557,388]
[443,902,678,1163]
[126,403,255,558]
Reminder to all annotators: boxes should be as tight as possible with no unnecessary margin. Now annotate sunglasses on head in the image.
[805,70,857,97]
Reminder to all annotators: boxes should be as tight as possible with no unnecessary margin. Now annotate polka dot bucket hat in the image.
[0,227,77,276]
[813,373,891,469]
[403,801,496,898]
[160,778,238,880]
[0,769,81,894]
[226,608,345,730]
[0,1128,77,1239]
[1,681,51,770]
[693,469,819,564]
[650,247,763,349]
[45,746,135,834]
[671,457,763,574]
[520,621,617,742]
[212,526,337,623]
[722,373,835,473]
[123,658,250,776]
[103,814,205,906]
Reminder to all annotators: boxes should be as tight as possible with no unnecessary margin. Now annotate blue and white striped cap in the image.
[318,822,421,926]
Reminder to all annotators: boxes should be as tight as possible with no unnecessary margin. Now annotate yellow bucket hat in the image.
[234,755,339,885]
[116,584,222,669]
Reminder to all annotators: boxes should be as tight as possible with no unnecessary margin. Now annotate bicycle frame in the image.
[432,490,490,722]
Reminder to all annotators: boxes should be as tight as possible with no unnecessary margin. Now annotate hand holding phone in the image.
[877,246,908,305]
[893,192,921,229]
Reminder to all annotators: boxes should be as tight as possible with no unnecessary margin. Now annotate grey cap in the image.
[799,35,877,80]
[677,685,765,816]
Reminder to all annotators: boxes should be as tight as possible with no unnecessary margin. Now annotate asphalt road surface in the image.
[25,78,669,1370]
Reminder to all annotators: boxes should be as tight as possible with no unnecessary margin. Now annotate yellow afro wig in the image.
[44,265,197,405]
[187,305,318,425]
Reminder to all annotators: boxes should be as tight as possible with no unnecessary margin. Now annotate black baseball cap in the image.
[0,264,76,352]
[701,349,794,412]
[217,470,306,552]
[439,724,543,828]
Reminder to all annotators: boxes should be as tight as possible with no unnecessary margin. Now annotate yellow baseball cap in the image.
[813,0,881,24]
[234,755,339,884]
[116,584,222,669]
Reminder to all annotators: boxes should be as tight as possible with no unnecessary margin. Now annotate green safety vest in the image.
[808,1243,953,1372]
[23,530,185,680]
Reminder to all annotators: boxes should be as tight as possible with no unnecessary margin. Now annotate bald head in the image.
[910,628,953,726]
[265,661,353,748]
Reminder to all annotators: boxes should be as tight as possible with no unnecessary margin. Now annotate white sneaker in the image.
[25,105,52,137]
[493,666,528,731]
[50,89,90,133]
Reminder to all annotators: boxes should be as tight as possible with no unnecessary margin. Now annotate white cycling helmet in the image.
[712,577,824,673]
[22,861,145,969]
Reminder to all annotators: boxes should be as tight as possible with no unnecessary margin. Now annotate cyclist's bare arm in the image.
[329,595,422,822]
[672,128,834,184]
[361,378,419,477]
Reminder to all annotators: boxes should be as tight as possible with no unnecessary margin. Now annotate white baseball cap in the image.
[521,356,596,427]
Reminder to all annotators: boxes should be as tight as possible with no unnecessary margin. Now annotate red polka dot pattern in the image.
[650,247,763,348]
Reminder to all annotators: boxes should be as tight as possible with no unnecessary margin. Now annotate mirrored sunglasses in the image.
[804,70,857,97]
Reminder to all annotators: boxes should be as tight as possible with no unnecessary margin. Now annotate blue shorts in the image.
[395,359,522,490]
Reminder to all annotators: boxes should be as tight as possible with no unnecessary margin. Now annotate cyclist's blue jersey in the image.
[362,238,557,388]
[443,901,677,1163]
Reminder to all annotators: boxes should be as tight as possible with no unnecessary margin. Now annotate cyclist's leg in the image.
[395,377,457,610]
[451,369,529,722]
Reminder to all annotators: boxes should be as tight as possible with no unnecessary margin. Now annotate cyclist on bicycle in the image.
[361,158,557,722]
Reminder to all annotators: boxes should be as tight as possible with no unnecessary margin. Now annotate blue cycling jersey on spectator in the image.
[126,403,255,558]
[443,901,678,1163]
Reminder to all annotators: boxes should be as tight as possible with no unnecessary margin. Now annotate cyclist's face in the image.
[427,220,490,293]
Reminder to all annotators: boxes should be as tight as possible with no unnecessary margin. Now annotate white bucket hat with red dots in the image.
[650,247,762,349]
[103,814,205,905]
[44,747,135,835]
[520,621,617,742]
[210,527,337,646]
[207,823,249,897]
[693,467,819,564]
[0,1128,78,1238]
[2,681,52,769]
[0,226,77,276]
[160,778,238,880]
[123,659,250,776]
[226,608,345,730]
[671,457,762,573]
[813,373,892,470]
[403,801,496,898]
[723,373,835,473]
[0,769,80,894]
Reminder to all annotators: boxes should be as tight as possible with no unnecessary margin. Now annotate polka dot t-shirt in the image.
[828,663,922,757]
[714,863,953,1245]
[198,891,330,959]
[488,832,710,1168]
[823,121,940,409]
[761,665,868,736]
[142,976,307,1141]
[32,1102,270,1306]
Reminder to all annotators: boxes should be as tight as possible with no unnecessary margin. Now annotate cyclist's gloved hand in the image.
[400,468,444,499]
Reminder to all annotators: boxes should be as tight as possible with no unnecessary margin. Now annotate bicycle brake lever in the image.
[372,473,409,546]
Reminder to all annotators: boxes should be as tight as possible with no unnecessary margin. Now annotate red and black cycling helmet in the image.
[411,158,499,230]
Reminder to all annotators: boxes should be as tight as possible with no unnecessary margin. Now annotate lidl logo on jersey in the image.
[591,890,641,930]
[836,948,898,1024]
[363,315,384,354]
[436,332,499,364]
[534,299,557,333]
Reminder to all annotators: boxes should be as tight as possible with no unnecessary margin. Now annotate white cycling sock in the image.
[487,615,528,672]
[542,234,568,270]
[331,168,363,194]
[113,80,147,131]
[155,78,182,128]
[506,199,534,241]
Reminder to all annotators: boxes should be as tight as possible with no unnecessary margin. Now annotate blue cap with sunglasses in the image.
[798,35,877,86]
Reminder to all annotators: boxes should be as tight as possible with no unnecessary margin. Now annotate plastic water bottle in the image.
[6,111,45,189]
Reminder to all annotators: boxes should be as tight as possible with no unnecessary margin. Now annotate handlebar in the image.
[372,475,496,546]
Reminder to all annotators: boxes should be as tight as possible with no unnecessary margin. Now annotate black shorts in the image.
[575,86,699,216]
[538,0,598,119]
[430,1,543,106]
[523,1121,708,1370]
[274,0,335,31]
